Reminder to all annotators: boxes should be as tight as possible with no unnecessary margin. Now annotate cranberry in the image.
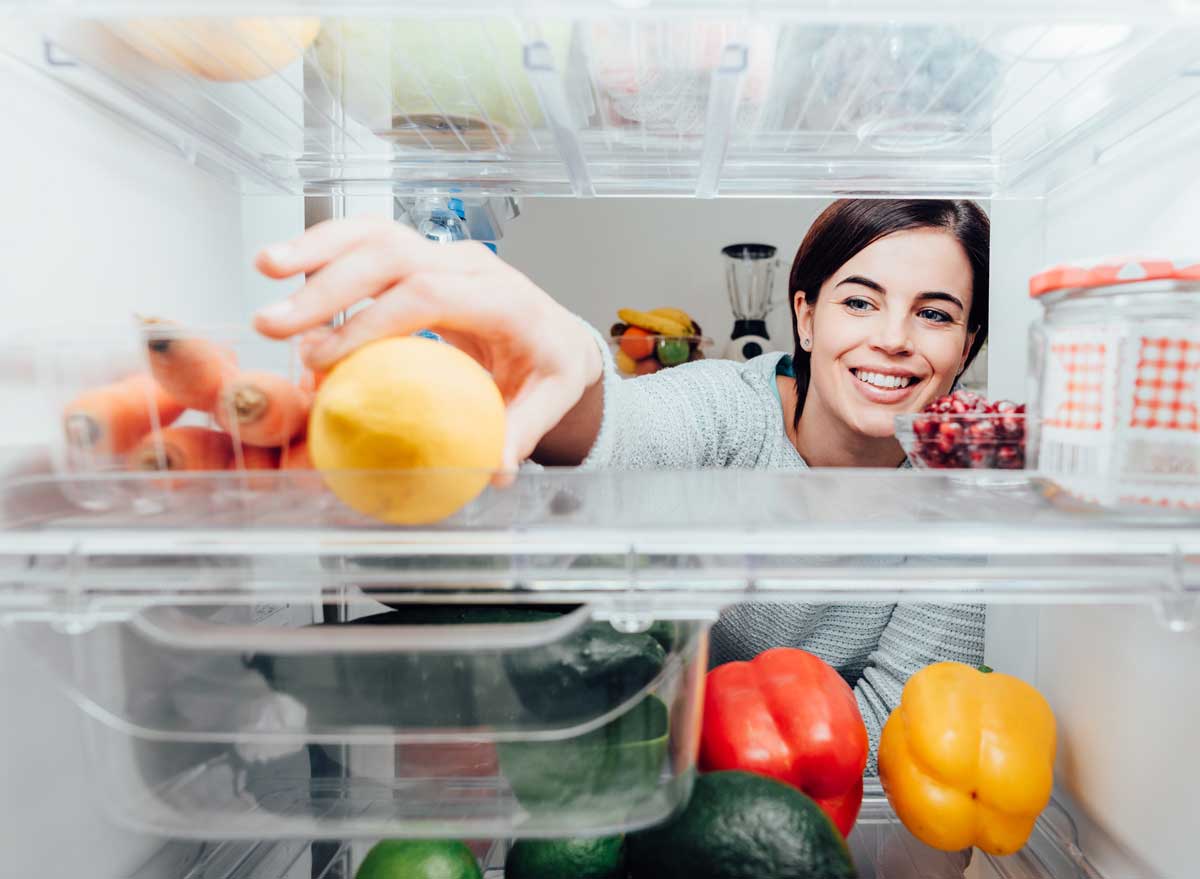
[937,421,965,454]
[995,444,1024,470]
[916,442,948,468]
[998,415,1024,440]
[913,416,939,440]
[967,419,996,443]
[968,447,996,468]
[993,400,1018,414]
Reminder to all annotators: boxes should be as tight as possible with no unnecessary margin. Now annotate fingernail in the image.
[256,300,294,322]
[262,244,291,264]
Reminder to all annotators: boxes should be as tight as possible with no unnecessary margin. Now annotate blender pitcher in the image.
[722,243,780,361]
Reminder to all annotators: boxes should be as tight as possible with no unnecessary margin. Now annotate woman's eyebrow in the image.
[836,276,966,311]
[836,275,886,294]
[916,291,965,310]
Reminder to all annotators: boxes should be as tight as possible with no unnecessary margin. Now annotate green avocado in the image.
[505,836,626,879]
[626,771,858,879]
[354,840,480,879]
[497,695,669,821]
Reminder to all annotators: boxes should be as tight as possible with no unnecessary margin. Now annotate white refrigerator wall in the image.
[1031,151,1200,879]
[979,145,1200,879]
[0,54,253,878]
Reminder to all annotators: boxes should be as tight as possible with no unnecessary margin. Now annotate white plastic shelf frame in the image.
[1,469,1197,630]
[5,3,1200,198]
[125,783,1109,879]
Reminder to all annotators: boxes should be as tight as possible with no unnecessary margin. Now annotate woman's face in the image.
[795,228,976,439]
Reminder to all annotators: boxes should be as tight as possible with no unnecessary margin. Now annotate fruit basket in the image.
[608,333,713,377]
[895,392,1028,470]
[609,308,712,377]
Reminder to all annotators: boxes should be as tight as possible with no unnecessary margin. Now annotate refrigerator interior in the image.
[1,4,1198,878]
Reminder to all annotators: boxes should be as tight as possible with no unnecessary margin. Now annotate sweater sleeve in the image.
[854,602,986,775]
[578,320,770,470]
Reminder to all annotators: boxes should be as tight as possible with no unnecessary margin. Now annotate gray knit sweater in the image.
[580,339,985,774]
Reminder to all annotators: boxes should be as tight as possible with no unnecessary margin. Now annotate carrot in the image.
[142,318,238,411]
[233,443,282,491]
[128,426,235,472]
[214,371,310,447]
[63,373,185,455]
[299,368,327,394]
[279,436,312,470]
[237,444,281,471]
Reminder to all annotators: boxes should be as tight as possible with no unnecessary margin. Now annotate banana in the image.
[614,349,638,375]
[617,308,692,337]
[650,307,696,332]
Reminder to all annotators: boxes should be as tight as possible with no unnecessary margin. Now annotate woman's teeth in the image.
[853,370,916,390]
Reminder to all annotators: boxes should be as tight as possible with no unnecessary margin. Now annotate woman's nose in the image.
[871,318,914,356]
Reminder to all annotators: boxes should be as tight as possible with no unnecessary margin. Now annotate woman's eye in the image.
[918,307,953,323]
[844,297,874,312]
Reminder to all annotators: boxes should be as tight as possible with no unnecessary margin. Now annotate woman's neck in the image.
[777,375,907,468]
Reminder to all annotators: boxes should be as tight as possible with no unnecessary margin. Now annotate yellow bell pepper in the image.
[877,662,1056,856]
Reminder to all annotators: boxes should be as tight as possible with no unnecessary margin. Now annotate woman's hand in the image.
[253,217,605,474]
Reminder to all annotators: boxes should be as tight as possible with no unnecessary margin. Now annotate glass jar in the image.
[1028,259,1200,511]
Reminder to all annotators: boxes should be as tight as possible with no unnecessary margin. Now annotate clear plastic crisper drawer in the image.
[8,6,1200,198]
[8,596,708,839]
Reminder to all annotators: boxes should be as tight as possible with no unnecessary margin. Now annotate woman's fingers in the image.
[254,221,483,339]
[255,216,400,279]
[299,276,451,369]
[255,243,409,339]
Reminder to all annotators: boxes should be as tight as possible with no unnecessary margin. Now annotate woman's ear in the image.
[794,291,815,347]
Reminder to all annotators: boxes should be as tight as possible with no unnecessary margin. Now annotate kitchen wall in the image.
[500,197,990,387]
[499,198,817,356]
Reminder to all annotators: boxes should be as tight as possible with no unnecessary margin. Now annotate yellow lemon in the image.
[309,337,505,525]
[117,18,321,82]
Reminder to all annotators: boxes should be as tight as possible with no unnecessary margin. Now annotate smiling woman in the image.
[253,199,991,772]
[786,200,989,466]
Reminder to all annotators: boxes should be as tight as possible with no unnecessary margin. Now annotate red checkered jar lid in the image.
[1030,257,1200,299]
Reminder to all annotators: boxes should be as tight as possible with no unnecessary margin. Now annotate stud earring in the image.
[801,338,812,351]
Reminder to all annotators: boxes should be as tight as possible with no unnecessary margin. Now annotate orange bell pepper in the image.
[877,662,1056,856]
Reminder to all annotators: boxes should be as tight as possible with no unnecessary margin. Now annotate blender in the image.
[722,243,781,362]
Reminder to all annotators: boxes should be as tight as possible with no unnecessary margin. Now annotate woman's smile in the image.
[848,366,923,403]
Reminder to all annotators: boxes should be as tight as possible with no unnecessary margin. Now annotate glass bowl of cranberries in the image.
[895,390,1028,471]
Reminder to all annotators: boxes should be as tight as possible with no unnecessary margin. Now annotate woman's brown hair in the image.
[788,199,990,427]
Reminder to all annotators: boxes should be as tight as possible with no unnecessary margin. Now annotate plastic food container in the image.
[585,19,777,136]
[1028,258,1200,511]
[895,410,1027,470]
[6,597,709,838]
[609,333,712,377]
[803,25,1001,152]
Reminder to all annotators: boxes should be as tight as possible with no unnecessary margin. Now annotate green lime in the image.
[354,840,481,879]
[506,836,626,879]
[656,337,690,366]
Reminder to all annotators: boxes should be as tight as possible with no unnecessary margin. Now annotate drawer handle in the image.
[129,604,595,653]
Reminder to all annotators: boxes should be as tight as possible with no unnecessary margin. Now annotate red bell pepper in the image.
[700,647,869,838]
